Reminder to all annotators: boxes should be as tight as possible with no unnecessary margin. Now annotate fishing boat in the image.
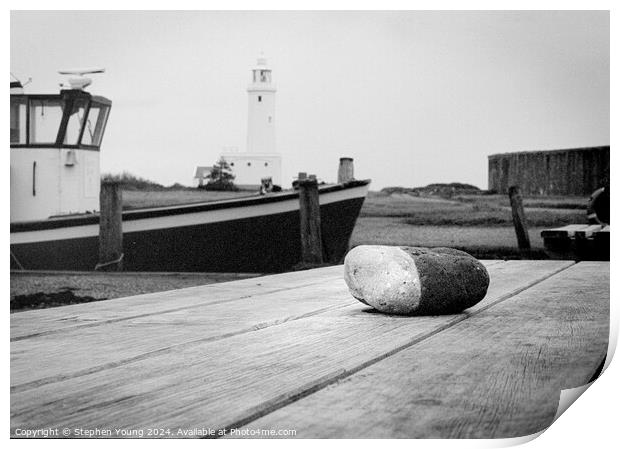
[10,70,370,272]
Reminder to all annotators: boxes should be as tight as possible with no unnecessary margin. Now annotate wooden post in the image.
[298,177,323,264]
[508,186,531,251]
[338,157,354,184]
[97,180,123,271]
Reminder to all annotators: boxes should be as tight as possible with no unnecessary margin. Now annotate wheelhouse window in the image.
[64,98,88,145]
[81,102,110,147]
[10,97,27,144]
[10,92,111,149]
[29,98,64,144]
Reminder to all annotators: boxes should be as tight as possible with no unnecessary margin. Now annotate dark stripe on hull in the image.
[10,197,365,273]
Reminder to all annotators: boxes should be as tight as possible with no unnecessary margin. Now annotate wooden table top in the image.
[11,260,609,439]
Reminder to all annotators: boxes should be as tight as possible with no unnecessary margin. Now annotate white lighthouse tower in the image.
[247,55,276,153]
[220,56,282,188]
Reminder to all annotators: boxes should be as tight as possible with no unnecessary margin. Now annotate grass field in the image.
[122,189,256,209]
[360,191,587,226]
[122,188,588,228]
[350,191,588,259]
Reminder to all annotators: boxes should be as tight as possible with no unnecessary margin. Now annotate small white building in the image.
[193,166,213,187]
[220,56,282,188]
[219,151,282,189]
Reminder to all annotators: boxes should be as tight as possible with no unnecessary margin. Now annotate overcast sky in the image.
[10,10,609,189]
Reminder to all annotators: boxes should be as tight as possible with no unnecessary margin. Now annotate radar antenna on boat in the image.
[58,67,105,90]
[10,72,31,93]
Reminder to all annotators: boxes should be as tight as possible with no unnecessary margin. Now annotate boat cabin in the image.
[10,86,111,222]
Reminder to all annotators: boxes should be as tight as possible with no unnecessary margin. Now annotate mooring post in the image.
[298,176,323,264]
[508,185,531,251]
[97,180,123,271]
[338,157,354,184]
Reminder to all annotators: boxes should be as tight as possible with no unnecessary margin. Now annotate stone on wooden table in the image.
[344,245,490,315]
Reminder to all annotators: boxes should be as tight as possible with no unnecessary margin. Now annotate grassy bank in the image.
[106,187,591,257]
[360,191,587,227]
[350,218,549,259]
[122,189,256,209]
[121,188,588,228]
[351,191,587,258]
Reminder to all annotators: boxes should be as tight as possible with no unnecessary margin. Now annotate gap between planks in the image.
[10,270,345,342]
[11,302,353,393]
[11,261,503,391]
[214,261,577,438]
[11,261,504,341]
[237,262,608,438]
[12,262,573,434]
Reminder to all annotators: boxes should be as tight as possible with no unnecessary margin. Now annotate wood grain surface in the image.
[235,262,609,438]
[11,261,609,437]
[10,265,345,340]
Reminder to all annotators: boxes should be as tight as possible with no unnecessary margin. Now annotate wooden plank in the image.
[10,280,356,391]
[594,226,610,247]
[575,225,610,261]
[298,178,323,264]
[12,261,504,391]
[239,262,608,438]
[10,265,345,341]
[508,186,531,250]
[541,224,591,260]
[593,225,609,240]
[574,225,604,259]
[11,261,502,342]
[575,224,604,239]
[541,224,590,239]
[96,180,123,271]
[11,261,572,435]
[11,269,262,277]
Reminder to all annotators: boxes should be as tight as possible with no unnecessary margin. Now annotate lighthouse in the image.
[220,56,282,188]
[247,55,276,153]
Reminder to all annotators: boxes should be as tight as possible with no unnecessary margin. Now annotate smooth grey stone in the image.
[344,245,490,315]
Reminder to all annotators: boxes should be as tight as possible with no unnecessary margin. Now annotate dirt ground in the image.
[10,272,260,312]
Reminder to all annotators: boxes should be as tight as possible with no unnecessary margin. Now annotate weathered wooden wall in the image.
[488,146,609,196]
